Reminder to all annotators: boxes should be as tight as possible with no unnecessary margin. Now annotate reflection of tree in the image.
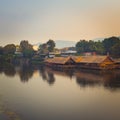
[76,78,100,88]
[0,65,3,74]
[39,67,55,85]
[65,70,74,79]
[103,70,120,91]
[3,64,16,77]
[48,67,74,79]
[75,70,120,91]
[40,67,76,85]
[18,65,33,83]
[39,67,47,80]
[47,72,55,85]
[75,70,101,88]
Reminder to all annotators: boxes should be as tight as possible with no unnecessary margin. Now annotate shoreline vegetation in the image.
[0,36,120,68]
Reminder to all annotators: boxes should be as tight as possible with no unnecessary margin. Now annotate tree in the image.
[39,43,49,54]
[102,36,120,55]
[47,39,55,52]
[94,41,104,54]
[0,46,3,55]
[38,39,55,55]
[88,40,97,52]
[76,40,89,54]
[20,40,33,51]
[3,44,16,54]
[111,41,120,58]
[19,65,34,82]
[20,40,34,57]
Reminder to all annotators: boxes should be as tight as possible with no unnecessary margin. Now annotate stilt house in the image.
[72,55,115,70]
[45,56,76,70]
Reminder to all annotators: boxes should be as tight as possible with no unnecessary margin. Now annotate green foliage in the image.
[39,43,49,54]
[20,40,34,58]
[76,40,88,53]
[22,49,34,58]
[76,40,104,54]
[0,44,16,63]
[31,55,44,64]
[111,41,120,58]
[0,46,3,55]
[39,39,55,54]
[3,44,16,54]
[76,36,120,58]
[47,39,55,52]
[55,54,61,57]
[102,36,120,54]
[94,41,104,54]
[0,54,15,63]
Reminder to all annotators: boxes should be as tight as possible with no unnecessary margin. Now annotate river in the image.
[0,64,120,120]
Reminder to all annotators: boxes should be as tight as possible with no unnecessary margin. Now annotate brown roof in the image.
[72,55,114,63]
[45,55,114,64]
[45,56,75,64]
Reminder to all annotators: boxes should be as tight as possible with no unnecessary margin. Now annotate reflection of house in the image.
[72,55,115,70]
[75,71,103,81]
[46,67,74,79]
[75,70,120,90]
[45,56,76,70]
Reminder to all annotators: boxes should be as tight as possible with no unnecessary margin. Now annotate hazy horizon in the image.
[0,0,120,46]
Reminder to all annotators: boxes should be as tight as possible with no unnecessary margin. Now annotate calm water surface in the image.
[0,64,120,120]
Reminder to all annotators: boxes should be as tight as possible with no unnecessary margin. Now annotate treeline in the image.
[76,36,120,58]
[0,39,56,64]
[0,40,35,63]
[0,40,34,56]
[0,36,120,64]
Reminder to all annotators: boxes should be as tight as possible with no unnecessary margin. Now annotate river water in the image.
[0,64,120,120]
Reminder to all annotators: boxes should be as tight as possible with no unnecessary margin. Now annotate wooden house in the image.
[45,56,76,70]
[45,55,115,70]
[72,55,115,70]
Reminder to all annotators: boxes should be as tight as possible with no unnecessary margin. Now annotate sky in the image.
[0,0,120,46]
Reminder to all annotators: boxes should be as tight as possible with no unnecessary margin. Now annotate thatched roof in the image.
[72,55,114,63]
[45,56,75,64]
[45,55,114,64]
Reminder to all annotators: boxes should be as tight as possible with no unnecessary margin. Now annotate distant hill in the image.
[55,40,76,48]
[34,37,120,49]
[33,40,76,49]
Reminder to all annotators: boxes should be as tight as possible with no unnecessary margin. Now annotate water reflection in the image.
[0,63,16,77]
[46,68,74,79]
[17,65,34,83]
[103,70,120,91]
[0,64,120,90]
[76,70,120,91]
[39,67,55,85]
